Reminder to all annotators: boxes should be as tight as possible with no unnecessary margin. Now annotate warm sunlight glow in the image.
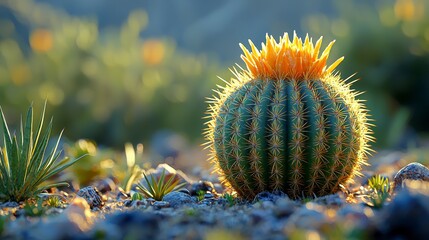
[239,32,344,80]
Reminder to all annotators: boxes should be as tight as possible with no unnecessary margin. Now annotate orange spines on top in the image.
[239,32,344,80]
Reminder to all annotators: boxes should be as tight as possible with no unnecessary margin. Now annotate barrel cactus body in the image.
[205,33,373,199]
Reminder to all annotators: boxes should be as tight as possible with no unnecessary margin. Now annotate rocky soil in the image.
[1,151,429,240]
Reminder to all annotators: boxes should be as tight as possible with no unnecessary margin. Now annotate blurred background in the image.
[0,0,429,173]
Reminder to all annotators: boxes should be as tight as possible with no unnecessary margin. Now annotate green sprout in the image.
[223,193,236,207]
[0,104,82,202]
[196,190,205,201]
[46,196,62,208]
[131,192,143,201]
[368,175,390,193]
[136,169,186,201]
[365,175,391,208]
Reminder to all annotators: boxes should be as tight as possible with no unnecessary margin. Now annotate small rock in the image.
[254,191,287,202]
[123,200,133,207]
[146,198,156,205]
[393,162,429,192]
[153,201,170,209]
[162,191,196,208]
[116,190,129,200]
[190,181,216,195]
[204,193,214,199]
[77,186,104,209]
[178,189,191,195]
[0,201,19,208]
[94,178,116,193]
[213,183,224,194]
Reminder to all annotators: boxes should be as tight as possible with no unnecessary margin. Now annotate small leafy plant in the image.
[365,175,391,208]
[368,175,390,192]
[46,196,63,208]
[136,169,186,201]
[131,192,144,201]
[0,104,82,202]
[222,193,236,207]
[196,190,205,201]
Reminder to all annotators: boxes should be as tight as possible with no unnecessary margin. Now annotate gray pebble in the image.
[77,186,104,209]
[153,201,170,209]
[94,178,116,193]
[204,193,214,199]
[178,189,191,195]
[162,191,196,208]
[190,181,216,195]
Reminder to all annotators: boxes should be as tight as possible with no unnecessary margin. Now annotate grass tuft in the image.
[136,169,186,201]
[0,103,82,202]
[365,175,391,208]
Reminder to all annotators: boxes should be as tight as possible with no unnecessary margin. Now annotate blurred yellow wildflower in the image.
[140,39,165,65]
[10,64,30,85]
[394,0,424,21]
[29,29,53,52]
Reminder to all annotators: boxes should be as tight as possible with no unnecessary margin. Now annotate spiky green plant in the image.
[0,104,81,202]
[205,32,373,199]
[222,193,236,207]
[46,196,62,208]
[136,169,186,201]
[196,190,205,201]
[365,175,391,208]
[368,175,390,193]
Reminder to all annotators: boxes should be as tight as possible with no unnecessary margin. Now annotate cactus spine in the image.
[205,32,373,199]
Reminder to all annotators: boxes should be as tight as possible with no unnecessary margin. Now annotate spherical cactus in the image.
[204,32,373,199]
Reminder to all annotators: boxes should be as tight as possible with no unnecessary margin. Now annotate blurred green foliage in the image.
[304,0,429,148]
[64,139,112,186]
[1,0,428,150]
[0,0,225,147]
[64,139,148,189]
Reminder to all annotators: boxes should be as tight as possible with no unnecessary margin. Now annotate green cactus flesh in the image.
[211,78,368,199]
[205,33,372,200]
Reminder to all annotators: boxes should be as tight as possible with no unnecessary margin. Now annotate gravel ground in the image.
[1,151,429,240]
